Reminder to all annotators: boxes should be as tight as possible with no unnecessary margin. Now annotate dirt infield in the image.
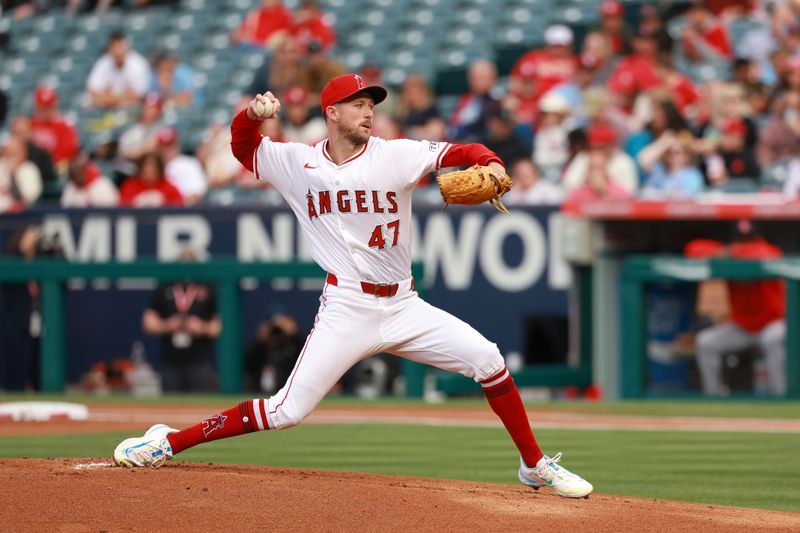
[1,459,798,533]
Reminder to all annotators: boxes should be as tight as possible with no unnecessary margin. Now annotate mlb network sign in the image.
[36,206,570,293]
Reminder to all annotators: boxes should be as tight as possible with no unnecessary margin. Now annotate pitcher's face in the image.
[332,94,374,145]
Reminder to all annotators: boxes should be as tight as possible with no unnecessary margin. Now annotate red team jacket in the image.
[30,116,79,166]
[685,238,785,332]
[119,177,183,207]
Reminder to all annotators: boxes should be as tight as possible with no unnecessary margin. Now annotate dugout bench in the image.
[621,256,800,399]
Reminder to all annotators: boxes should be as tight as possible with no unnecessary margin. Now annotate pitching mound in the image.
[1,459,798,532]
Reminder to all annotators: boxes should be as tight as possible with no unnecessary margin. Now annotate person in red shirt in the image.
[230,0,293,50]
[290,0,335,53]
[29,86,79,173]
[607,29,661,102]
[120,153,183,207]
[687,220,786,396]
[509,24,578,124]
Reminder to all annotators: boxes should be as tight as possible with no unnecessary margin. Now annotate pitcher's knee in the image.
[473,343,506,382]
[265,398,313,430]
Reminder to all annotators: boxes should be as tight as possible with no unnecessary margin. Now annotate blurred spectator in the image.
[297,39,346,99]
[756,92,800,167]
[674,0,733,82]
[0,135,42,212]
[482,108,530,170]
[509,24,578,124]
[244,313,301,393]
[87,131,136,184]
[290,0,336,52]
[563,123,638,195]
[281,86,326,144]
[565,148,633,203]
[9,116,57,185]
[60,150,119,207]
[397,74,446,141]
[597,1,632,55]
[533,92,574,179]
[785,56,800,94]
[156,127,207,205]
[29,86,79,173]
[372,113,403,140]
[735,5,780,81]
[248,34,302,96]
[118,92,165,161]
[705,117,760,186]
[769,48,793,90]
[119,152,183,207]
[688,221,786,396]
[731,57,757,87]
[697,82,757,153]
[653,56,702,120]
[745,81,774,128]
[551,52,607,126]
[149,51,203,109]
[638,4,673,54]
[626,97,690,178]
[86,31,152,109]
[449,59,501,142]
[230,0,293,51]
[195,100,256,203]
[638,131,704,198]
[504,159,562,205]
[142,249,221,392]
[607,29,661,108]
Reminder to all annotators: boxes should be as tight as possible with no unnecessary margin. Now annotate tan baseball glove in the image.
[437,165,513,214]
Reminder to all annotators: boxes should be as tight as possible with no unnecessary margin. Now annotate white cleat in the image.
[113,424,178,468]
[518,452,593,499]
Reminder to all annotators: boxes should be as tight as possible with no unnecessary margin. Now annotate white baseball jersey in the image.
[253,136,452,282]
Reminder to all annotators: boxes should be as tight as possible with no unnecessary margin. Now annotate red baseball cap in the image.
[34,85,58,107]
[320,73,387,112]
[588,123,618,146]
[600,1,623,17]
[283,86,308,105]
[721,117,746,136]
[157,127,178,145]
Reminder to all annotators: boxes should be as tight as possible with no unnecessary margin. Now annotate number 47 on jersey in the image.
[369,220,400,250]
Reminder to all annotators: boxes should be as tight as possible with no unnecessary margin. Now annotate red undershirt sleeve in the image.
[230,109,263,172]
[439,143,504,169]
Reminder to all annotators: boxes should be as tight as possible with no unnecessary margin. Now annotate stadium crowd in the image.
[0,0,799,211]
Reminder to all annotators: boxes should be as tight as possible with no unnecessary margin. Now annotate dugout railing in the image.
[0,258,427,395]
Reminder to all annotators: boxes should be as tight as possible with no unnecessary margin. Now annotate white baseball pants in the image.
[264,278,505,429]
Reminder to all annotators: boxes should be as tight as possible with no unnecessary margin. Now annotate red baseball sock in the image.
[167,399,269,454]
[481,368,543,467]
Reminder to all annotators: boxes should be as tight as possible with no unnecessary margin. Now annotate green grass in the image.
[2,424,799,512]
[2,392,800,419]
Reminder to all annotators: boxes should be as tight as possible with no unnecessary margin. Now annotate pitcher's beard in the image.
[339,123,370,145]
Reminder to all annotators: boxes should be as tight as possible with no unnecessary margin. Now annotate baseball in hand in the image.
[254,98,275,118]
